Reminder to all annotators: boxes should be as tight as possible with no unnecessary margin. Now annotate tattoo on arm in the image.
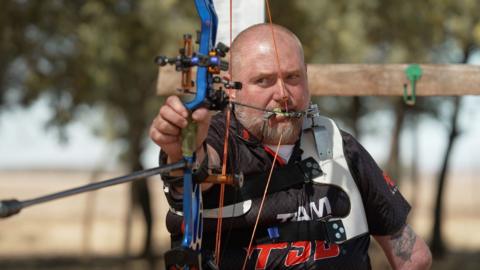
[390,225,416,262]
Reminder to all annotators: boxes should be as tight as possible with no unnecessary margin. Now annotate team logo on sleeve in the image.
[383,172,398,195]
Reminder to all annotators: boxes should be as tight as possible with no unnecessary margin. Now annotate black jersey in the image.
[163,111,411,269]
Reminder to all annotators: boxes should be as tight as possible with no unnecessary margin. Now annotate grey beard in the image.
[235,108,303,144]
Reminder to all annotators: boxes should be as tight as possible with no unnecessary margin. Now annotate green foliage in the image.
[271,0,479,63]
[270,0,479,134]
[0,0,198,165]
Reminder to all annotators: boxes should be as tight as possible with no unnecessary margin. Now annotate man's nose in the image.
[272,77,289,104]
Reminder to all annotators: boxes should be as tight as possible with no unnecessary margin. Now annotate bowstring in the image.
[265,0,289,111]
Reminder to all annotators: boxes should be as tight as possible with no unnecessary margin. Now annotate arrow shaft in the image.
[14,161,187,210]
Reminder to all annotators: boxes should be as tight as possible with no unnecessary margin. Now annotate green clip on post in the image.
[403,64,423,106]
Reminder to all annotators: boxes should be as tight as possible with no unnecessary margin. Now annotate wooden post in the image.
[156,64,480,96]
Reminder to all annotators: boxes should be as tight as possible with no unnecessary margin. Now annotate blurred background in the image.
[1,0,479,269]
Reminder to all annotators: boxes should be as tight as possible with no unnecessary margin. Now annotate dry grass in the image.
[0,169,479,269]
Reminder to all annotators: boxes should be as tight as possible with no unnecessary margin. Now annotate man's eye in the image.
[286,74,300,82]
[255,77,272,86]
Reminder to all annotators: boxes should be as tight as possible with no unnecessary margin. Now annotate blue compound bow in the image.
[156,1,241,269]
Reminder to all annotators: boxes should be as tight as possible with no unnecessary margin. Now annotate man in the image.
[150,24,432,269]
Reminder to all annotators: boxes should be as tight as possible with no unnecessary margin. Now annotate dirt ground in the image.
[0,169,479,269]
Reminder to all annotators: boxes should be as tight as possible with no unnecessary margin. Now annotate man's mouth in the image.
[263,108,304,120]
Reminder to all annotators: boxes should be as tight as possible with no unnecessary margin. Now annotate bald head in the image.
[230,24,305,75]
[226,24,310,144]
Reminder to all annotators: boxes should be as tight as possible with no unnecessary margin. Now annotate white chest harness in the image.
[170,105,369,243]
[299,104,369,242]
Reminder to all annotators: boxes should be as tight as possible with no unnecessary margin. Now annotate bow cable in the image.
[242,133,284,270]
[214,0,234,265]
[265,0,289,111]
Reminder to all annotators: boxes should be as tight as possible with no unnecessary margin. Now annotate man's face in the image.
[232,32,310,144]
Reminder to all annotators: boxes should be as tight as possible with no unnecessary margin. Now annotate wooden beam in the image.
[156,64,480,96]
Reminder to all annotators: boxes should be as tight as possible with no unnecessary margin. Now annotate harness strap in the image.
[180,219,350,249]
[257,220,348,244]
[235,157,322,203]
[169,157,323,211]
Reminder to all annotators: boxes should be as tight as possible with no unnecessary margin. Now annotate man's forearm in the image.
[374,225,432,270]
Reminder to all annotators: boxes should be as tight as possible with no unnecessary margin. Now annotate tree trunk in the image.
[387,98,406,181]
[430,44,471,258]
[131,161,153,258]
[123,154,153,259]
[430,96,461,258]
[351,96,361,136]
[123,120,153,259]
[409,113,419,213]
[121,77,154,258]
[82,169,101,259]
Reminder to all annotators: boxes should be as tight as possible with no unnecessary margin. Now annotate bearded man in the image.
[150,23,432,270]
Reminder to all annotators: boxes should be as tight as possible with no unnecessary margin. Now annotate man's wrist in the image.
[159,142,211,185]
[166,151,183,163]
[159,150,183,182]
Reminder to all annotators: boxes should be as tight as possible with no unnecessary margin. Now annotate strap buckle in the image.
[298,157,323,182]
[267,226,280,242]
[321,218,347,244]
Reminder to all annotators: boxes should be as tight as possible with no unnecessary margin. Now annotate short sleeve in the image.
[341,131,411,235]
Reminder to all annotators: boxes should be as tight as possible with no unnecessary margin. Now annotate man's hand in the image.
[149,95,211,163]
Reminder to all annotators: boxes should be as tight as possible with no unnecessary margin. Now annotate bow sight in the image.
[155,34,241,111]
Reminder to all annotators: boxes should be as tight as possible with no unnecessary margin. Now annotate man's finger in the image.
[149,128,180,145]
[154,118,182,136]
[159,105,188,129]
[191,107,210,123]
[165,96,189,118]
